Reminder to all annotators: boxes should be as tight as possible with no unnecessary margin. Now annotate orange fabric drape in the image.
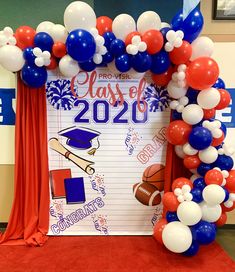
[0,75,49,246]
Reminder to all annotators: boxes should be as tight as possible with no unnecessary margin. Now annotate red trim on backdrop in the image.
[0,74,49,246]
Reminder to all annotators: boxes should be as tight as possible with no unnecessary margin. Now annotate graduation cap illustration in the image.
[58,126,100,155]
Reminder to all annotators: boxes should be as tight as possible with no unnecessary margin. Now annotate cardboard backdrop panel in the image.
[47,68,170,235]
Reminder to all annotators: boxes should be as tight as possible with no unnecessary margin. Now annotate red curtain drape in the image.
[0,75,49,246]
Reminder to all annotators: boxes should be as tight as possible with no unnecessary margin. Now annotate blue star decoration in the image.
[46,79,77,110]
[144,84,170,112]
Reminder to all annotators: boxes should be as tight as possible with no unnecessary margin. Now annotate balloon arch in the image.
[0,1,235,256]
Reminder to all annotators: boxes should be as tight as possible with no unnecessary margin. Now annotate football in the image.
[142,163,165,191]
[133,182,161,206]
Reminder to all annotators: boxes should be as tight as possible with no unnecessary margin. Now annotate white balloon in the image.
[197,88,220,109]
[35,57,44,67]
[166,30,177,43]
[167,80,187,99]
[64,1,96,32]
[177,201,202,226]
[190,174,201,182]
[93,53,102,64]
[199,146,218,164]
[161,22,171,29]
[190,37,214,61]
[50,24,68,43]
[33,47,42,57]
[0,45,24,72]
[202,184,225,205]
[36,21,55,34]
[175,145,186,159]
[112,14,136,40]
[137,11,161,34]
[183,143,198,156]
[182,104,204,125]
[59,55,80,77]
[162,222,192,253]
[200,201,222,222]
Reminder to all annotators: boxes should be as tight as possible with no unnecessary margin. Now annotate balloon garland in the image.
[0,1,234,256]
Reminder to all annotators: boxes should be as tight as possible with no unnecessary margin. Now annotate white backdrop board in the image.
[47,68,170,235]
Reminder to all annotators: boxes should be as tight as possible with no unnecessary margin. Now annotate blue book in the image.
[64,177,86,204]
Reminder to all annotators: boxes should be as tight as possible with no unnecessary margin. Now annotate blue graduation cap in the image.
[58,126,100,154]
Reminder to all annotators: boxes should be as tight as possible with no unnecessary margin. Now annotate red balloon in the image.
[125,31,141,46]
[162,192,180,212]
[205,169,223,185]
[96,16,113,36]
[153,218,168,244]
[52,42,67,58]
[225,170,235,192]
[169,41,192,65]
[172,177,193,191]
[151,67,173,87]
[221,202,235,212]
[47,57,58,70]
[186,57,219,90]
[184,155,201,169]
[166,120,192,145]
[211,132,224,147]
[142,30,163,55]
[203,108,216,119]
[15,26,36,50]
[215,89,231,110]
[215,212,227,227]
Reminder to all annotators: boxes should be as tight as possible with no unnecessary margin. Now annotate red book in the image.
[50,169,71,199]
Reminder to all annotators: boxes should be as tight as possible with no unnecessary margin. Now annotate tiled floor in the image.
[0,227,235,260]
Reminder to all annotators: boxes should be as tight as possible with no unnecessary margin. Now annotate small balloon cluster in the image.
[152,8,235,257]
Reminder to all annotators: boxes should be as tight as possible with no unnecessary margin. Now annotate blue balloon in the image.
[23,47,35,65]
[79,59,96,72]
[193,177,206,190]
[102,52,114,64]
[160,27,171,42]
[191,188,203,203]
[115,54,131,73]
[192,221,216,245]
[110,39,125,57]
[34,32,54,52]
[150,51,170,74]
[220,122,227,136]
[213,78,226,89]
[183,241,199,256]
[172,110,182,120]
[131,52,152,73]
[223,188,230,202]
[66,29,96,63]
[213,155,234,171]
[197,163,212,176]
[186,88,199,104]
[166,211,179,223]
[21,64,47,88]
[103,32,116,51]
[188,127,212,150]
[171,8,204,43]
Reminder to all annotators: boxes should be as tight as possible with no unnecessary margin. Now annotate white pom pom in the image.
[165,42,174,52]
[166,30,177,43]
[93,53,102,64]
[33,47,42,57]
[174,37,183,48]
[35,57,44,67]
[174,188,182,197]
[177,195,185,203]
[179,96,189,106]
[132,35,141,45]
[138,41,147,52]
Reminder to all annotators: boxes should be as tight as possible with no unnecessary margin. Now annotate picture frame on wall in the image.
[213,0,235,19]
